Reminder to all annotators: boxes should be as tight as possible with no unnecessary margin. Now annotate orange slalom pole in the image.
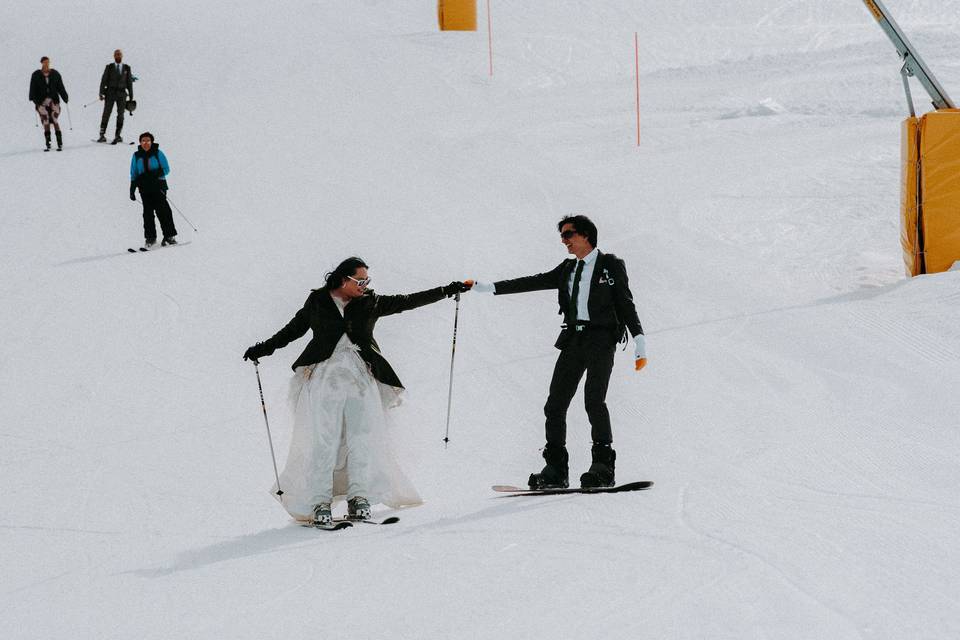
[487,0,494,76]
[635,32,640,145]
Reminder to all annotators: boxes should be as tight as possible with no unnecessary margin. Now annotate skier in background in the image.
[130,132,177,249]
[29,56,69,152]
[98,49,133,144]
[471,214,647,490]
[243,258,471,527]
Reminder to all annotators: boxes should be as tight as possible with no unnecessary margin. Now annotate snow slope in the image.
[2,1,959,638]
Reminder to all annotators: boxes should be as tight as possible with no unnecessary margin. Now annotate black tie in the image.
[568,260,584,323]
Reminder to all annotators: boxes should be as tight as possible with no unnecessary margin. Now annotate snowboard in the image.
[492,480,653,496]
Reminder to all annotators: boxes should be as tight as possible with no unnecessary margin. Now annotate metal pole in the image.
[165,196,199,233]
[442,292,461,447]
[64,103,73,130]
[254,363,283,496]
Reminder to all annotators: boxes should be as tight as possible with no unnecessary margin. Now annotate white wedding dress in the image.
[270,319,422,521]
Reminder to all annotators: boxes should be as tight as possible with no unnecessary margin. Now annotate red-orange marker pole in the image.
[487,0,494,76]
[635,32,640,145]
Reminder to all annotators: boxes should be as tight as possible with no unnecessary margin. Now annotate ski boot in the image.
[580,443,616,489]
[55,130,63,151]
[44,131,52,151]
[312,503,333,526]
[528,444,569,490]
[143,238,157,250]
[161,236,178,246]
[347,496,371,521]
[111,135,123,145]
[97,130,107,143]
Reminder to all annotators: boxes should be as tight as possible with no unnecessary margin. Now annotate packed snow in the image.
[2,1,959,638]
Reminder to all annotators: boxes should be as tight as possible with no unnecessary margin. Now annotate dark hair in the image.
[557,214,598,248]
[40,56,49,63]
[324,256,369,290]
[139,131,155,143]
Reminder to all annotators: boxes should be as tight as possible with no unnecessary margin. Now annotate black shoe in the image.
[55,131,63,151]
[580,443,616,489]
[111,135,123,145]
[97,133,107,143]
[44,131,51,151]
[528,445,569,489]
[161,236,178,246]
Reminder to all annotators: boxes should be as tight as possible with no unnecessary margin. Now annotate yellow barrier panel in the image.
[438,0,477,31]
[901,117,921,276]
[917,110,960,274]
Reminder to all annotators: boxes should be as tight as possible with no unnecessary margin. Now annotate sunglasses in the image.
[560,229,581,240]
[346,275,371,287]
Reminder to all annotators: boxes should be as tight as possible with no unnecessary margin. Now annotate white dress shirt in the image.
[567,247,599,322]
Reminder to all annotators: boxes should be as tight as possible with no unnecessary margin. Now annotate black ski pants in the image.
[100,90,126,135]
[543,327,617,449]
[141,191,177,241]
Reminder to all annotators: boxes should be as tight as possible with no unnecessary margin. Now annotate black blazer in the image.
[252,285,448,387]
[29,69,68,105]
[493,251,643,347]
[100,63,133,98]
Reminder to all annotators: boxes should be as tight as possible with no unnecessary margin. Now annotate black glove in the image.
[442,281,471,298]
[243,342,268,363]
[129,182,137,201]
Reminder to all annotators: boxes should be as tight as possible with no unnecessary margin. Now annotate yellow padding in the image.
[918,110,960,274]
[901,117,920,276]
[438,0,477,31]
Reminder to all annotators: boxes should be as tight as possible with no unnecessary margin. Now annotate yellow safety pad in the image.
[901,117,921,276]
[918,110,960,274]
[438,0,477,31]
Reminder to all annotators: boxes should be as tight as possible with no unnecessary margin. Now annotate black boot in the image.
[580,443,616,489]
[44,131,51,151]
[528,444,569,489]
[55,130,63,151]
[97,129,107,143]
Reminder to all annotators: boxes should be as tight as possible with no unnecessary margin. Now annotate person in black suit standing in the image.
[472,215,647,490]
[243,257,471,527]
[29,56,69,151]
[98,49,133,144]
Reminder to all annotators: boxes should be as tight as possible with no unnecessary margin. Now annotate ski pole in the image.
[165,196,199,233]
[64,103,73,130]
[254,362,283,497]
[442,291,462,448]
[82,99,100,108]
[35,110,40,127]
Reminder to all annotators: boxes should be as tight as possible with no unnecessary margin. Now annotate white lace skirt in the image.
[270,335,422,521]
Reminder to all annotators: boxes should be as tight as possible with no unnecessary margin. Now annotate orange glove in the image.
[635,357,647,371]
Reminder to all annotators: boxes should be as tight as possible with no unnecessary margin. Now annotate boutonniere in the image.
[599,268,615,286]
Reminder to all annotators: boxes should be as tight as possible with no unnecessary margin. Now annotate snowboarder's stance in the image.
[130,132,177,249]
[243,258,471,526]
[472,215,647,490]
[98,49,133,144]
[29,57,69,151]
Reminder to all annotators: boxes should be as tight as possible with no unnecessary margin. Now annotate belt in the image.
[563,321,592,332]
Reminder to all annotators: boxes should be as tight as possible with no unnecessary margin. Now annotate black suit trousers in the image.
[100,91,126,134]
[543,328,616,448]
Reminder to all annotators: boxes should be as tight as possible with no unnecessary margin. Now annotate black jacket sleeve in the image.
[99,65,109,96]
[125,65,134,98]
[370,287,447,318]
[607,255,643,337]
[493,262,566,295]
[256,295,313,357]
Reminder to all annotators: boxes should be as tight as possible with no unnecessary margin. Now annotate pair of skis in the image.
[127,240,191,253]
[301,516,400,531]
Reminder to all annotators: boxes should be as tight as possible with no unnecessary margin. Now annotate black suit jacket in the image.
[253,285,448,387]
[100,63,133,98]
[29,69,68,105]
[493,251,643,348]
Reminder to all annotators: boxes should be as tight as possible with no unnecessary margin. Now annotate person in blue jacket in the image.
[130,131,177,248]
